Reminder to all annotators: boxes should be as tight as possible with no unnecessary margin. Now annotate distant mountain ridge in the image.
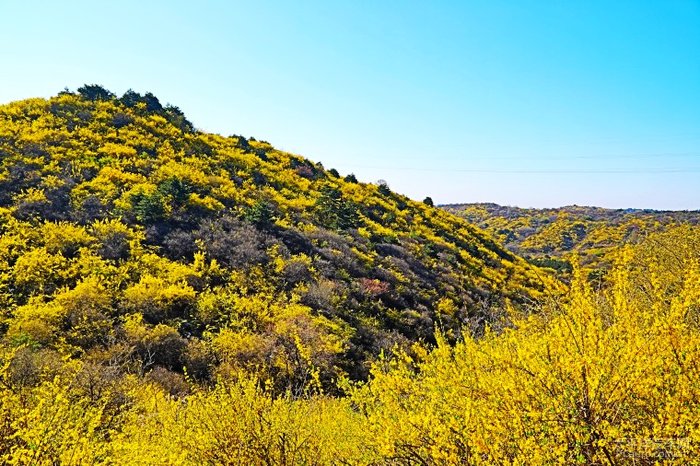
[442,202,700,218]
[443,202,700,275]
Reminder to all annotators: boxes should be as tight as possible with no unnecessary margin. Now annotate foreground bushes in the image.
[1,233,700,464]
[354,253,700,464]
[114,379,372,465]
[0,364,372,465]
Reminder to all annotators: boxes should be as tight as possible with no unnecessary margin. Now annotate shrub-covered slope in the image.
[0,87,555,391]
[444,202,700,277]
[1,218,698,464]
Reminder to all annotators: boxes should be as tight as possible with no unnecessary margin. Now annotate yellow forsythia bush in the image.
[352,250,700,464]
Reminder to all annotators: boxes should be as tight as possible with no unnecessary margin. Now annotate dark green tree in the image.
[131,191,166,223]
[377,180,391,196]
[315,185,360,230]
[158,177,192,206]
[77,84,115,101]
[120,89,142,107]
[164,105,194,132]
[143,92,164,112]
[244,200,276,227]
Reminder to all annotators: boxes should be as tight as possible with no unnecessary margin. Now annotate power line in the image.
[452,151,700,161]
[332,164,700,174]
[570,151,700,160]
[331,150,700,174]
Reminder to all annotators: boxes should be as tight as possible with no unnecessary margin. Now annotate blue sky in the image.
[1,1,699,209]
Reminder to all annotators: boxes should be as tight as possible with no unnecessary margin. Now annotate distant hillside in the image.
[443,202,700,276]
[0,86,557,393]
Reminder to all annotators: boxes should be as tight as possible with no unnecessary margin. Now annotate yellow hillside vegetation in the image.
[0,228,698,464]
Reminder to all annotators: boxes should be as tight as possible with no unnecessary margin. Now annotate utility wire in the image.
[336,151,700,163]
[332,164,700,174]
[330,150,700,174]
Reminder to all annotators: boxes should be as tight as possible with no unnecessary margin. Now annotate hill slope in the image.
[443,203,700,276]
[0,87,556,391]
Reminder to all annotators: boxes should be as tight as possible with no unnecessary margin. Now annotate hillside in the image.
[0,86,557,394]
[443,202,700,276]
[1,88,700,464]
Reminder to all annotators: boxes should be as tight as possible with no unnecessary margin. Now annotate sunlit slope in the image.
[444,202,700,277]
[0,87,557,389]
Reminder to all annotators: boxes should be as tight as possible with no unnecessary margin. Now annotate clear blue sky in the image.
[1,1,699,209]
